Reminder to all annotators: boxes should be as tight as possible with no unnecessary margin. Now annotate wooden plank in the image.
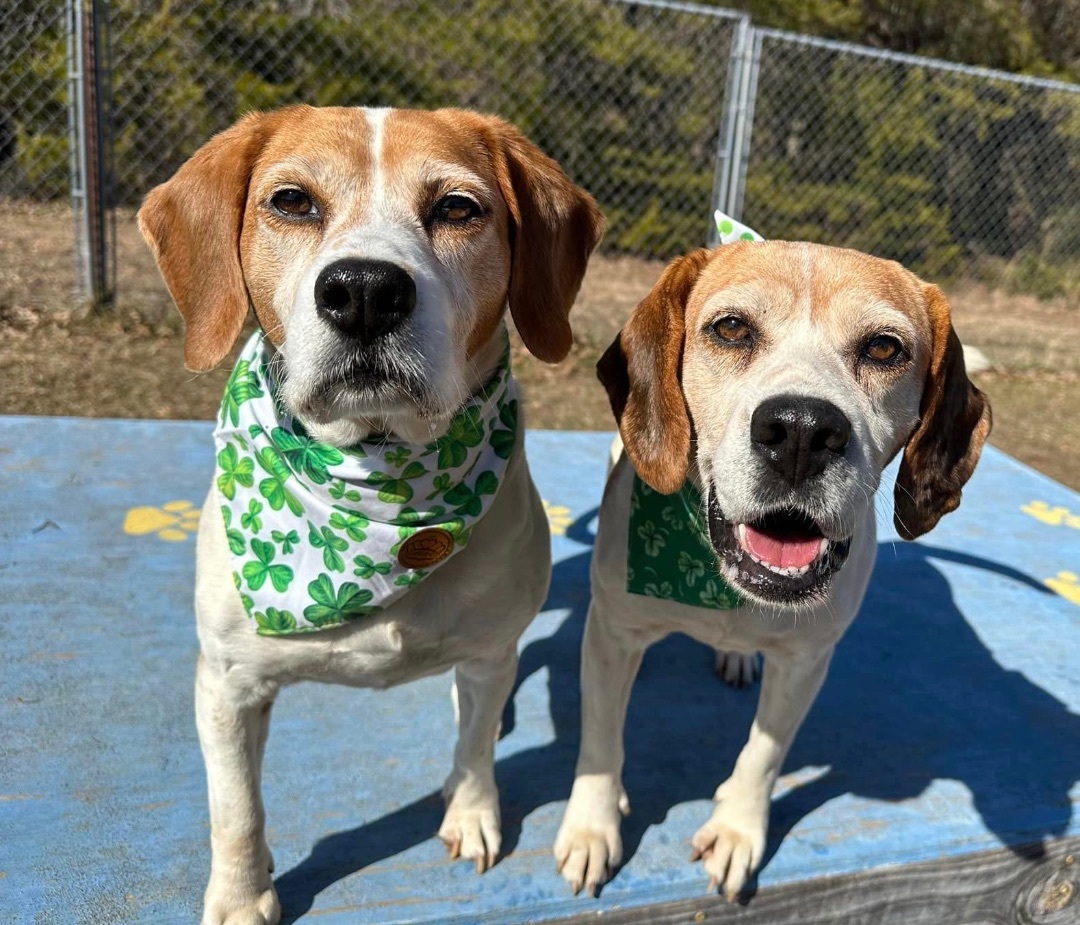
[550,838,1080,924]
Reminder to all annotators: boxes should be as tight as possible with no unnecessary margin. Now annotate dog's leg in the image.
[554,602,651,895]
[196,655,280,925]
[691,646,833,902]
[438,644,518,873]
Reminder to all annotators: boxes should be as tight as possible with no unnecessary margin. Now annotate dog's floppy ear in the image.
[486,117,605,363]
[138,111,279,372]
[893,284,992,539]
[597,248,710,495]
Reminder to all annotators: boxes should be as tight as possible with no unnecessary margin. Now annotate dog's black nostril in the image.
[313,258,416,342]
[751,395,852,488]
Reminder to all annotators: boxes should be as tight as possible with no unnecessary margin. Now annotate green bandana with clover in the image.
[214,332,518,636]
[626,476,743,610]
[623,209,761,611]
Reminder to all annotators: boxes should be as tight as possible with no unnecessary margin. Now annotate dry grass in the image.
[2,203,1077,490]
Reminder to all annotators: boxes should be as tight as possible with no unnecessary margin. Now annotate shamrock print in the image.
[242,538,295,593]
[385,446,412,467]
[677,550,705,587]
[644,581,675,598]
[365,461,429,504]
[444,470,498,517]
[241,499,264,533]
[216,442,254,500]
[426,473,452,500]
[220,358,265,427]
[255,607,297,635]
[308,521,349,572]
[255,445,304,516]
[303,575,377,627]
[394,570,428,588]
[353,554,393,579]
[637,519,667,556]
[661,503,686,532]
[329,480,362,503]
[700,578,741,610]
[329,509,370,542]
[222,506,246,556]
[489,398,517,460]
[271,528,299,554]
[272,426,344,485]
[435,407,485,469]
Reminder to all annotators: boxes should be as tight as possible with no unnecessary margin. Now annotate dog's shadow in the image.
[275,512,1080,920]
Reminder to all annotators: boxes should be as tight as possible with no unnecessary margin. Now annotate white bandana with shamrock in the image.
[214,332,518,636]
[623,210,764,609]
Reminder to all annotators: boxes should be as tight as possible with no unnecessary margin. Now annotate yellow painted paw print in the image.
[543,500,572,536]
[124,500,201,542]
[1046,571,1080,606]
[1021,501,1080,529]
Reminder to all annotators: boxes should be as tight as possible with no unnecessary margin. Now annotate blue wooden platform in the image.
[1,416,1078,924]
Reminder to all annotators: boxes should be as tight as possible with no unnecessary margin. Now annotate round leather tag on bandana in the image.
[398,529,455,569]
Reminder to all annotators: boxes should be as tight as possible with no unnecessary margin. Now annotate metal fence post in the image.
[727,25,762,221]
[66,0,113,310]
[709,14,750,244]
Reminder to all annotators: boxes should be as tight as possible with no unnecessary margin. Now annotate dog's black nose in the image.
[750,395,851,488]
[314,259,416,341]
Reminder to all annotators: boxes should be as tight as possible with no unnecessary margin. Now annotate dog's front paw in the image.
[202,878,279,925]
[439,777,502,873]
[690,801,767,902]
[553,775,628,896]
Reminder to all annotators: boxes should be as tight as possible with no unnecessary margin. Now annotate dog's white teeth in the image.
[819,538,830,556]
[737,523,748,548]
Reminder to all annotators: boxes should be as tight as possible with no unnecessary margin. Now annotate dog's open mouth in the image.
[707,495,851,605]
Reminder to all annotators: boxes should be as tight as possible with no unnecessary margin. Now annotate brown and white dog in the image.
[555,242,991,900]
[138,105,602,925]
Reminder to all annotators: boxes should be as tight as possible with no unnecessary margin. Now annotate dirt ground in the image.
[2,202,1078,491]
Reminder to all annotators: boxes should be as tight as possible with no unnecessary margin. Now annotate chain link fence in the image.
[735,29,1080,297]
[2,1,1080,312]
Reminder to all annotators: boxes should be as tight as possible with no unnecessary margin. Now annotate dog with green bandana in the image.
[138,105,603,925]
[555,212,990,901]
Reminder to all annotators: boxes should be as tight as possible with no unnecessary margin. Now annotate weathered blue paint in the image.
[1,416,1077,924]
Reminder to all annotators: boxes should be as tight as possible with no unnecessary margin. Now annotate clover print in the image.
[221,506,247,556]
[354,555,393,579]
[255,446,304,516]
[216,442,254,501]
[444,470,498,517]
[394,570,428,588]
[365,461,428,504]
[220,359,265,427]
[644,581,674,598]
[426,473,452,501]
[308,521,349,572]
[329,509,370,542]
[255,607,297,634]
[271,528,299,554]
[272,426,344,485]
[700,578,741,609]
[242,538,295,593]
[489,398,517,460]
[385,446,412,467]
[240,499,264,533]
[661,503,686,532]
[435,407,485,469]
[677,551,705,587]
[637,519,667,557]
[303,574,376,627]
[329,481,362,503]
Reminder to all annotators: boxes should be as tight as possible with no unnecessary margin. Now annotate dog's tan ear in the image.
[486,118,605,363]
[137,111,277,371]
[894,284,992,539]
[597,249,710,494]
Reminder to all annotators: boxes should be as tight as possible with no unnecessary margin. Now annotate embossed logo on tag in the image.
[397,528,455,569]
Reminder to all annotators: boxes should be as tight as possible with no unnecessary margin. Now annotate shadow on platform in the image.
[274,513,1080,921]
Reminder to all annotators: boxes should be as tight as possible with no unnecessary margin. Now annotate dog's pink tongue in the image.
[743,525,821,569]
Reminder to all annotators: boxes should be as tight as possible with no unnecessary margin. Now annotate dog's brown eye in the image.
[271,188,315,216]
[711,315,752,343]
[863,335,904,363]
[434,194,482,224]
